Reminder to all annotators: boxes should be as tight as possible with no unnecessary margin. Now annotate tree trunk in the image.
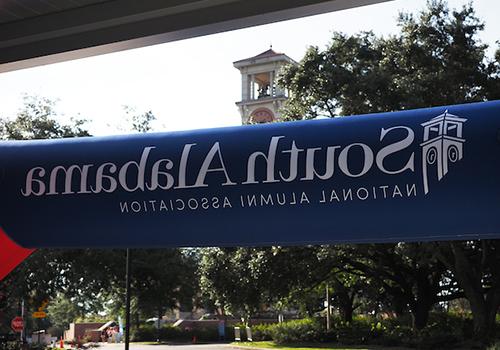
[331,277,356,323]
[135,312,140,330]
[388,289,408,318]
[467,290,500,339]
[340,304,354,323]
[470,303,489,339]
[157,308,162,342]
[392,298,407,318]
[440,242,500,340]
[410,269,437,330]
[410,300,431,330]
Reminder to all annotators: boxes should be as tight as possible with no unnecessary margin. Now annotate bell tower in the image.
[234,48,296,124]
[420,110,467,194]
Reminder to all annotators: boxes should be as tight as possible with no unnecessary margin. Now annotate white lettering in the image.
[243,136,284,184]
[279,141,303,182]
[302,146,340,180]
[193,142,236,187]
[21,167,46,196]
[93,163,118,193]
[118,147,154,192]
[338,143,373,177]
[376,126,415,174]
[47,164,93,195]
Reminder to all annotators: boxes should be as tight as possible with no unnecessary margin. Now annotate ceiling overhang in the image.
[0,0,391,73]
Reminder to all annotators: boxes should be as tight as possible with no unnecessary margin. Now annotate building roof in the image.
[233,48,297,68]
[98,321,117,331]
[0,0,390,73]
[248,48,283,60]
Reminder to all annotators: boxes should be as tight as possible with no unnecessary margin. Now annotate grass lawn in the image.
[231,341,413,350]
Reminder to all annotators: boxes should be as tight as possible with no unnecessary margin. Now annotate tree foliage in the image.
[277,0,500,339]
[278,0,500,119]
[132,249,198,323]
[46,295,81,337]
[199,248,273,322]
[0,96,92,336]
[123,105,157,133]
[0,95,90,140]
[434,241,500,338]
[0,97,197,336]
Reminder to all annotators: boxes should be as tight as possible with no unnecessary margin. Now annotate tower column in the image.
[242,74,249,100]
[250,74,255,100]
[276,73,285,97]
[269,71,274,97]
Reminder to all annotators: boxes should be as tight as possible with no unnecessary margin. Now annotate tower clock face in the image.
[250,108,274,123]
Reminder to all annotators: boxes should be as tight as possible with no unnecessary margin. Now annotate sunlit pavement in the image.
[94,343,244,350]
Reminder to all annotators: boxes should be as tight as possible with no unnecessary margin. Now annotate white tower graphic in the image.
[420,111,467,194]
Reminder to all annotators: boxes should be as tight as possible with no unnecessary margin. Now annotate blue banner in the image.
[1,101,499,248]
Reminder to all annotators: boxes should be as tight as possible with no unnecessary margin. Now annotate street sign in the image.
[0,101,500,248]
[10,316,23,332]
[32,311,47,319]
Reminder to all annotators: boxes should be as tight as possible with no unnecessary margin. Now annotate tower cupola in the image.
[234,48,296,124]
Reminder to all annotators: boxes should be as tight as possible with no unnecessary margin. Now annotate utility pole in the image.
[20,299,25,343]
[326,283,331,331]
[125,249,131,350]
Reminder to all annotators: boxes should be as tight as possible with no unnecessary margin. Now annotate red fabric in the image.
[0,228,34,281]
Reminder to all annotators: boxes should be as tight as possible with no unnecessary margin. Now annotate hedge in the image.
[130,324,234,342]
[247,313,490,349]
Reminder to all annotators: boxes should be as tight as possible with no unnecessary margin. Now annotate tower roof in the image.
[233,48,296,68]
[421,111,468,127]
[248,48,282,59]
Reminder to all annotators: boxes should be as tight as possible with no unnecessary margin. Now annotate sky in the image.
[0,0,498,136]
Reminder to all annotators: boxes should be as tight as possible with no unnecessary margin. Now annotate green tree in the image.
[335,243,453,329]
[278,0,500,338]
[47,295,81,337]
[278,33,393,119]
[434,241,500,339]
[199,248,270,323]
[0,95,90,139]
[0,97,198,339]
[132,249,198,327]
[278,0,500,119]
[0,95,91,336]
[198,246,365,323]
[123,105,157,133]
[327,270,366,323]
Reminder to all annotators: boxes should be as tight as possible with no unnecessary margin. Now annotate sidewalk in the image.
[87,343,240,350]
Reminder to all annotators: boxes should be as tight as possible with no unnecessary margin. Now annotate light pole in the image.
[125,249,131,350]
[326,283,330,331]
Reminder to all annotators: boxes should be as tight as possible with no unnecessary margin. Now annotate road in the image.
[96,343,248,350]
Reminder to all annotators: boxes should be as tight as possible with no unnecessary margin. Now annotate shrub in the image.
[130,324,226,342]
[0,342,18,350]
[251,317,387,345]
[132,312,496,348]
[130,325,156,342]
[262,313,476,348]
[412,322,462,349]
[487,341,500,350]
[251,323,274,341]
[181,327,219,342]
[377,324,414,347]
[270,318,323,344]
[328,318,381,345]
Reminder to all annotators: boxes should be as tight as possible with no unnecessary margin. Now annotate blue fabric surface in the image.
[1,101,499,248]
